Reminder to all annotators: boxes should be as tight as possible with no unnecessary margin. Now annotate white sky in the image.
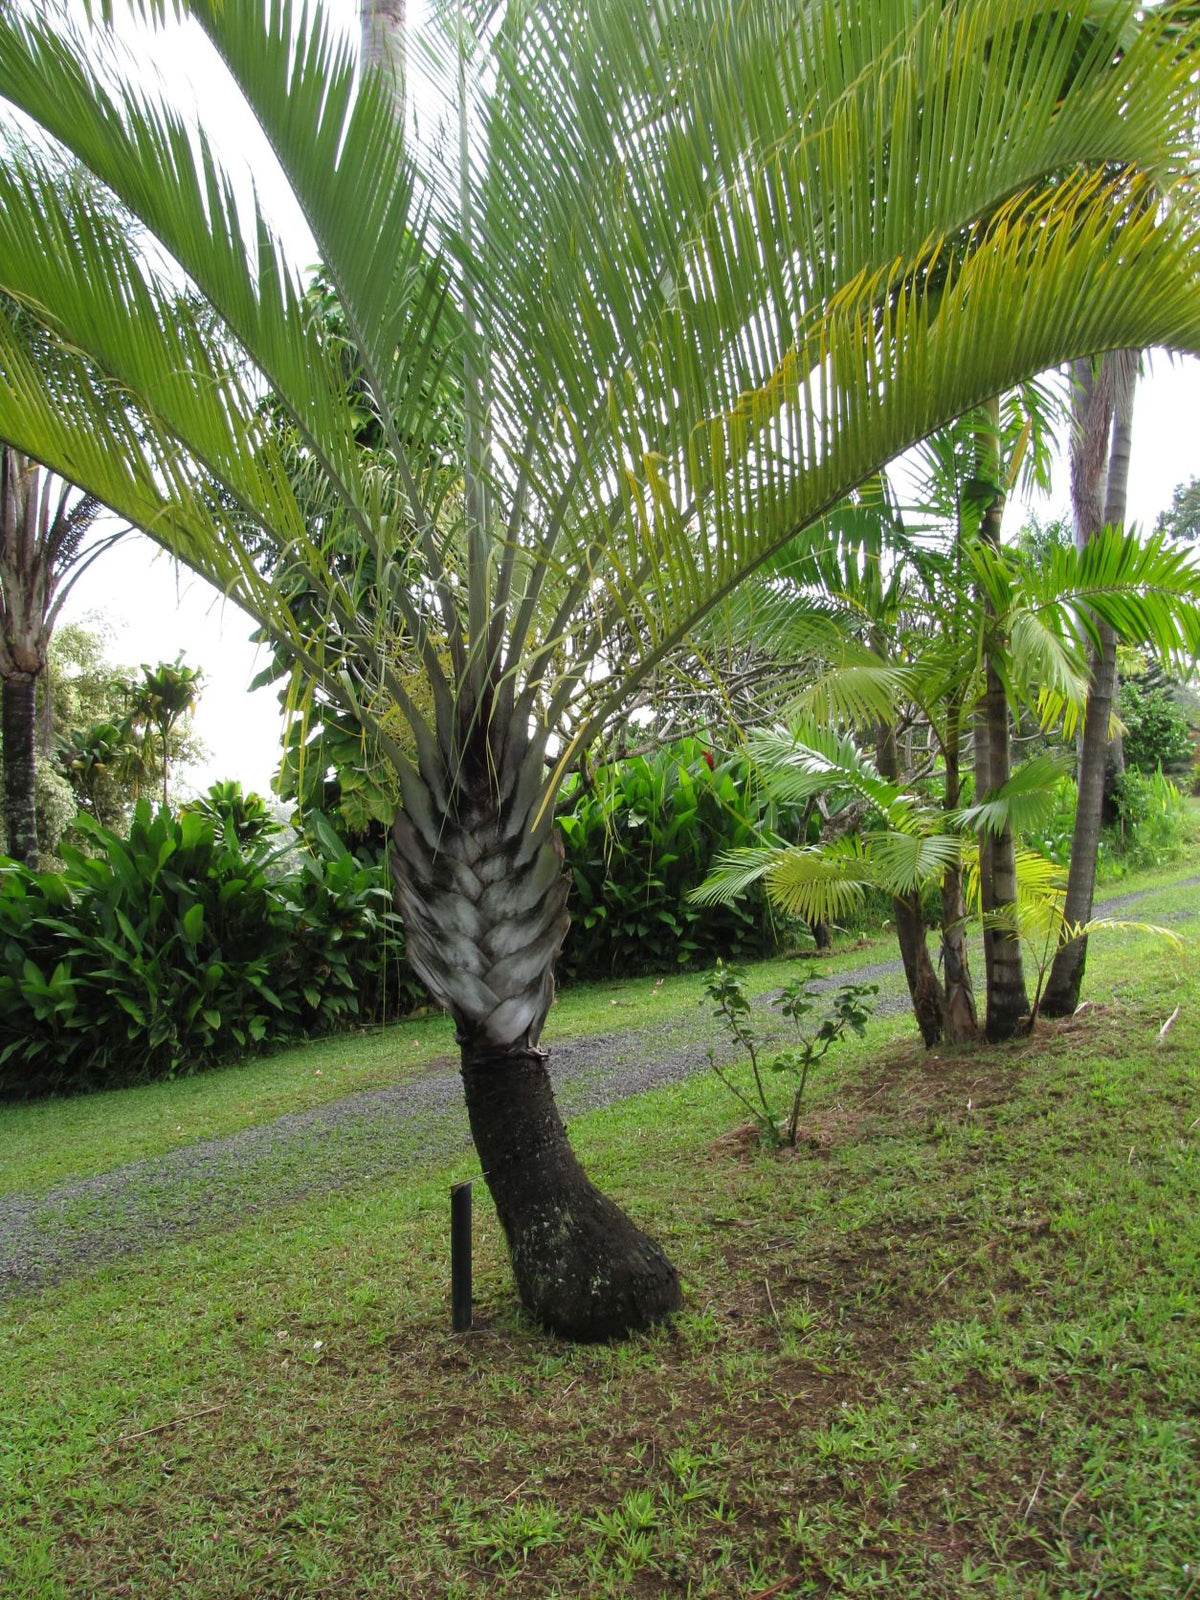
[47,4,1200,796]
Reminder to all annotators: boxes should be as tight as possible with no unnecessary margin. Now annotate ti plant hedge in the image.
[556,739,809,980]
[0,799,422,1098]
[2,745,813,1097]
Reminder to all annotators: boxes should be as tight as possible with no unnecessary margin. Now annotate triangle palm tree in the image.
[3,0,1200,1338]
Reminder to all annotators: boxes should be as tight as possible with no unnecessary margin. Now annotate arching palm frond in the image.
[746,724,914,819]
[867,828,961,896]
[961,844,1067,922]
[1006,610,1091,733]
[1017,525,1200,668]
[696,834,877,928]
[787,657,924,732]
[952,752,1071,841]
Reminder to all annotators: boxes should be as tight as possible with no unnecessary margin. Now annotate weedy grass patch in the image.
[1,887,1196,1597]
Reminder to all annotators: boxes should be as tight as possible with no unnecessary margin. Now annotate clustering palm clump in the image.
[695,399,1200,1045]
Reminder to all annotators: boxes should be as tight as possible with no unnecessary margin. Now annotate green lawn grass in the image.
[1,859,1196,1597]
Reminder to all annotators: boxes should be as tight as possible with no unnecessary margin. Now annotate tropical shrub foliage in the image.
[556,740,809,979]
[0,794,422,1099]
[1106,767,1196,875]
[1118,677,1196,777]
[1,746,830,1097]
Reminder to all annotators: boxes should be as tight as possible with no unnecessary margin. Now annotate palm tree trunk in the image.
[460,1039,681,1341]
[893,891,947,1048]
[2,674,38,866]
[939,735,978,1042]
[977,659,1030,1038]
[974,397,1030,1041]
[1101,366,1134,801]
[1043,351,1137,1017]
[877,719,946,1047]
[389,736,681,1340]
[360,0,405,118]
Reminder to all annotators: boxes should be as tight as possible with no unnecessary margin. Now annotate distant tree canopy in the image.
[38,621,206,844]
[1155,475,1200,543]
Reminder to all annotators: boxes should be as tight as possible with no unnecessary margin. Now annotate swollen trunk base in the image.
[461,1043,682,1342]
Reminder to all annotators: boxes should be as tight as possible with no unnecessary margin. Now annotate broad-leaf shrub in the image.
[0,800,421,1098]
[556,740,808,979]
[1106,767,1196,875]
[1118,680,1195,777]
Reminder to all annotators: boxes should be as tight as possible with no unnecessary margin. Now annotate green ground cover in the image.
[1,856,1196,1596]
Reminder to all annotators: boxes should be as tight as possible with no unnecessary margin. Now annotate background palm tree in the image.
[694,521,1200,1045]
[2,0,1200,1338]
[1041,350,1140,1017]
[0,448,114,864]
[128,657,204,808]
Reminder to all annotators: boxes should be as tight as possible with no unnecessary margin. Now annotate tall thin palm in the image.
[0,448,112,864]
[3,0,1200,1337]
[1042,350,1140,1016]
[129,658,203,808]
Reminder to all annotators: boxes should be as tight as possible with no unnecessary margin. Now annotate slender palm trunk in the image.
[939,733,978,1042]
[390,733,681,1340]
[977,659,1029,1038]
[1101,375,1134,801]
[2,674,38,866]
[360,0,405,117]
[893,891,947,1048]
[877,719,946,1047]
[1043,351,1137,1017]
[974,398,1030,1040]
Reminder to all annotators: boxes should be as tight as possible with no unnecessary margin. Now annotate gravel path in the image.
[3,876,1194,1299]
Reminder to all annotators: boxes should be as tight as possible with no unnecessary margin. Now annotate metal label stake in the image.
[451,1181,472,1332]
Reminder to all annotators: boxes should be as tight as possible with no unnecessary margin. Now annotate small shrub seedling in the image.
[705,962,877,1148]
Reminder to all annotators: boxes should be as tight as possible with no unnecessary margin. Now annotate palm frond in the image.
[984,905,1182,957]
[1017,525,1200,667]
[787,658,924,731]
[695,831,878,927]
[746,724,912,819]
[759,836,878,927]
[691,844,786,907]
[2,0,1200,809]
[962,844,1066,919]
[954,753,1071,840]
[758,842,876,927]
[866,829,960,896]
[1007,610,1090,725]
[1075,918,1183,950]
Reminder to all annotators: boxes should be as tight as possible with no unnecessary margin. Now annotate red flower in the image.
[702,750,714,771]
